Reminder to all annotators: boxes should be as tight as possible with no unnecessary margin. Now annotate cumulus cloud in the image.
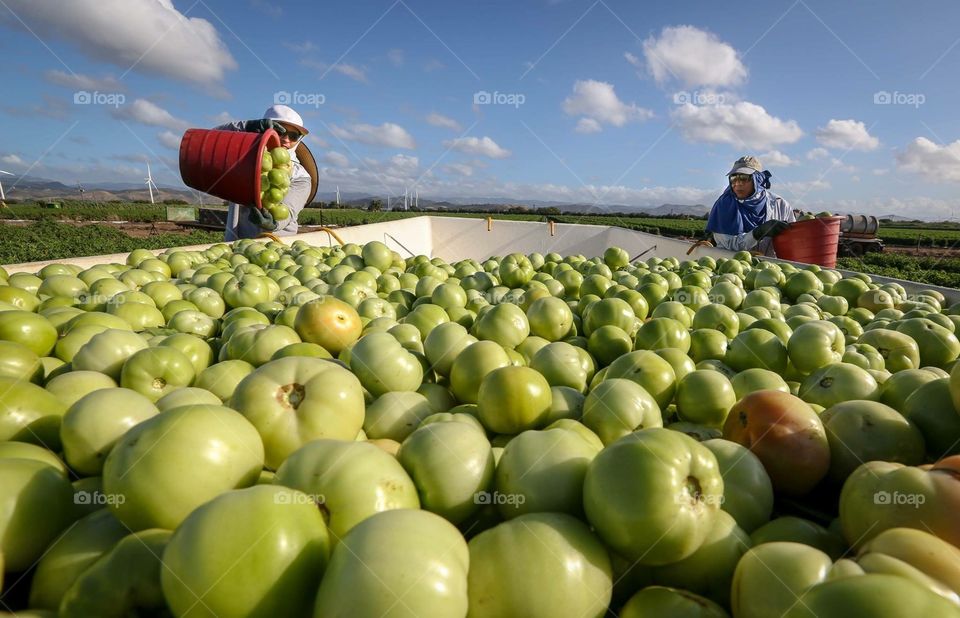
[0,0,237,94]
[426,112,462,132]
[1,154,25,166]
[815,119,880,151]
[443,136,511,159]
[895,137,960,182]
[671,101,803,149]
[443,163,474,177]
[329,122,416,149]
[562,79,653,132]
[157,131,182,150]
[43,70,125,92]
[807,147,830,160]
[575,118,603,134]
[642,25,747,88]
[111,99,190,133]
[330,63,368,83]
[759,150,796,167]
[324,151,350,167]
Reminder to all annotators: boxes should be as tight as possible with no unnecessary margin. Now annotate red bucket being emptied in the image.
[179,128,281,210]
[773,216,844,267]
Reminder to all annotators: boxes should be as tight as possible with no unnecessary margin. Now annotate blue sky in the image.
[2,0,960,219]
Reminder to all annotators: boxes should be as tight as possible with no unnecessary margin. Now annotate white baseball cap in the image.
[727,155,762,176]
[262,104,308,135]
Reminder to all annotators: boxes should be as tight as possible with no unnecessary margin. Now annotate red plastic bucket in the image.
[773,216,844,267]
[179,128,281,209]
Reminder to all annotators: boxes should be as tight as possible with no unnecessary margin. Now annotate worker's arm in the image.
[274,173,310,235]
[710,231,759,252]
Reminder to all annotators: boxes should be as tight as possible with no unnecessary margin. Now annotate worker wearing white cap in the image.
[705,155,795,256]
[215,105,315,241]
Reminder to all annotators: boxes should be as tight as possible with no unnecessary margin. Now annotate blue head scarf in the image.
[706,170,772,235]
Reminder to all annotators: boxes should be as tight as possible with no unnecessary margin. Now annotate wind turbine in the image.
[335,185,340,207]
[144,163,159,204]
[76,181,85,198]
[0,170,14,202]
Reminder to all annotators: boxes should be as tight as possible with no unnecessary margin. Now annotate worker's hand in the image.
[247,207,277,231]
[752,220,790,240]
[241,119,287,136]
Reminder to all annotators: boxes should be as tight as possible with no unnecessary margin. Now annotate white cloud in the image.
[575,118,602,134]
[157,131,181,150]
[0,0,237,94]
[1,154,24,166]
[426,112,462,132]
[306,134,329,149]
[423,59,445,72]
[807,147,830,160]
[331,63,368,83]
[642,25,747,88]
[329,122,416,149]
[671,101,803,149]
[759,150,796,167]
[562,79,653,131]
[210,111,234,126]
[249,0,282,18]
[443,163,474,177]
[872,168,889,176]
[828,158,858,174]
[443,136,511,159]
[387,49,404,67]
[815,119,880,151]
[324,151,350,167]
[43,70,125,92]
[780,179,832,193]
[895,137,960,182]
[284,41,318,54]
[111,99,190,133]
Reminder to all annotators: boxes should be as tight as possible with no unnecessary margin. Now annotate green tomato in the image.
[349,331,423,396]
[730,368,790,400]
[843,342,886,371]
[584,428,723,565]
[788,321,846,374]
[858,328,921,372]
[162,485,329,618]
[880,368,940,412]
[477,366,552,434]
[798,362,880,408]
[194,359,254,402]
[821,400,925,482]
[60,529,170,618]
[315,509,469,616]
[119,346,195,402]
[692,303,740,339]
[904,378,960,460]
[896,318,960,369]
[473,302,530,349]
[0,459,75,572]
[423,322,477,377]
[604,350,678,410]
[635,317,691,353]
[494,426,600,519]
[750,516,846,560]
[677,370,736,427]
[230,356,365,469]
[620,586,729,618]
[28,508,129,611]
[103,404,264,530]
[0,309,58,356]
[72,329,148,380]
[785,574,960,618]
[651,510,750,607]
[702,438,773,533]
[689,328,729,364]
[0,376,68,450]
[731,542,832,618]
[726,329,788,373]
[0,441,67,474]
[397,421,494,524]
[526,296,575,341]
[61,387,159,476]
[0,340,43,383]
[529,341,590,392]
[363,391,435,441]
[274,439,419,539]
[467,512,612,617]
[155,386,222,412]
[450,340,511,403]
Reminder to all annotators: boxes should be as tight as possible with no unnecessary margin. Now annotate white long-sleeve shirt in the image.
[710,192,794,256]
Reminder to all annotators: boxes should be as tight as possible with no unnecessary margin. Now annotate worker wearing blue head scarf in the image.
[706,156,795,255]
